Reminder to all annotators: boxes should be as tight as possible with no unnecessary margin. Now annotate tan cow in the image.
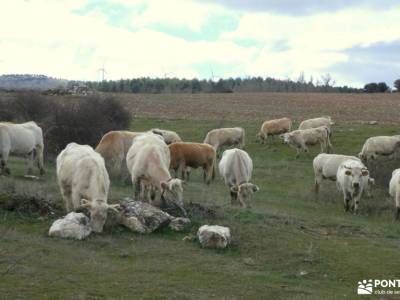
[203,127,245,157]
[56,143,119,233]
[126,132,186,216]
[281,126,332,158]
[358,135,400,163]
[298,116,334,130]
[256,117,292,144]
[169,142,216,184]
[95,131,143,181]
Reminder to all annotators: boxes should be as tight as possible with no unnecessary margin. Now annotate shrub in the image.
[44,96,131,157]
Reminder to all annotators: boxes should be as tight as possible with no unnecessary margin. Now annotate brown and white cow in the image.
[95,131,143,181]
[358,135,400,163]
[256,117,292,144]
[281,126,332,158]
[126,132,186,216]
[203,127,245,157]
[169,142,216,184]
[56,143,119,233]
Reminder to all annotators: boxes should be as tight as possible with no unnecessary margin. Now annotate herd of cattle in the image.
[1,116,400,233]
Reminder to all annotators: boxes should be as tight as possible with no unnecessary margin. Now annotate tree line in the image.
[86,76,364,94]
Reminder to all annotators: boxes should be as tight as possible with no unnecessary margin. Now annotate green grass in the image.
[1,118,400,299]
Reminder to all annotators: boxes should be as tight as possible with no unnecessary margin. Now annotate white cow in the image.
[336,159,370,213]
[219,148,259,208]
[299,116,334,130]
[389,169,400,220]
[204,127,245,157]
[358,135,400,163]
[0,121,45,175]
[282,126,332,158]
[313,154,361,194]
[151,128,182,144]
[56,143,118,233]
[126,132,186,216]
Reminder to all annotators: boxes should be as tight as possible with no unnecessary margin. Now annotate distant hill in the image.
[0,74,68,90]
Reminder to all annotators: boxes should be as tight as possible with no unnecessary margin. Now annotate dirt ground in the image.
[115,92,400,124]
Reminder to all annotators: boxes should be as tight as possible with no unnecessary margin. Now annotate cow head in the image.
[230,183,259,208]
[343,166,369,212]
[161,179,187,216]
[280,133,292,144]
[79,199,120,233]
[358,152,372,163]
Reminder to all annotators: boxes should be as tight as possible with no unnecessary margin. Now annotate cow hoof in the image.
[40,169,46,176]
[4,168,10,175]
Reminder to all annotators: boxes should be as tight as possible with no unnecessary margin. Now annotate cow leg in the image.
[396,207,400,220]
[230,190,238,205]
[180,163,186,180]
[314,174,322,194]
[133,177,141,201]
[0,149,10,175]
[204,164,213,185]
[344,192,351,212]
[36,145,45,175]
[26,150,35,175]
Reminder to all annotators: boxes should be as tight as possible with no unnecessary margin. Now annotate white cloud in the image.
[0,0,399,86]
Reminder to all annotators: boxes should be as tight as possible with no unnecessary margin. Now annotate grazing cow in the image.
[126,132,186,216]
[169,142,216,184]
[0,121,45,176]
[256,117,292,144]
[281,126,332,158]
[358,135,400,163]
[151,128,182,144]
[299,116,334,130]
[56,143,119,233]
[218,148,259,208]
[336,159,370,213]
[204,127,245,156]
[389,169,400,219]
[313,154,362,194]
[95,130,143,181]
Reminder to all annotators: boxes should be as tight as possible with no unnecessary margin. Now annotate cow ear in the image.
[252,184,260,192]
[230,186,239,193]
[345,170,352,176]
[362,170,369,176]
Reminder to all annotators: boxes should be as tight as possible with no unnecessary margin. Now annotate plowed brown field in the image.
[116,92,400,124]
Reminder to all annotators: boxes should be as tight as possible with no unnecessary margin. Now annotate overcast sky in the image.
[1,0,399,87]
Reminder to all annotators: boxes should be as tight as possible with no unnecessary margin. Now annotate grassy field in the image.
[1,116,400,299]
